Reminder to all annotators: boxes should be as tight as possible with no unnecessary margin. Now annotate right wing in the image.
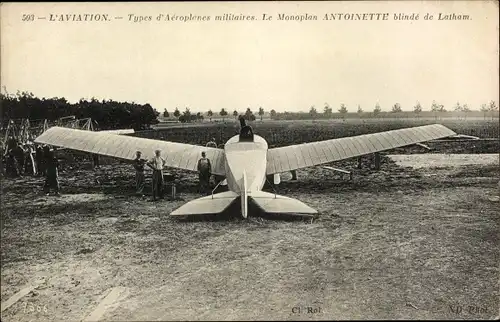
[266,124,456,174]
[34,126,226,176]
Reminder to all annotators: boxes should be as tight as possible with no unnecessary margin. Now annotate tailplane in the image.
[170,189,318,217]
[170,191,238,216]
[250,191,318,215]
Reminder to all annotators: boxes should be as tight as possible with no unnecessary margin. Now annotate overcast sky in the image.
[2,1,498,113]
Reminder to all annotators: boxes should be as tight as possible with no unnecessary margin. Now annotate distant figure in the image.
[206,138,217,148]
[6,136,17,153]
[0,145,4,175]
[42,145,50,176]
[35,145,44,176]
[133,151,147,195]
[197,151,212,195]
[92,154,100,169]
[290,170,297,181]
[24,145,36,175]
[44,149,60,196]
[13,143,25,175]
[6,150,20,177]
[147,149,166,201]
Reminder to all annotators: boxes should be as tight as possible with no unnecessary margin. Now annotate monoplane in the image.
[35,118,458,218]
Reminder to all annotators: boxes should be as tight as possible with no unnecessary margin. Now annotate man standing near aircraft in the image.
[24,144,36,176]
[35,145,44,176]
[197,151,212,195]
[133,151,146,196]
[206,137,217,148]
[147,149,166,201]
[42,145,50,176]
[44,148,60,196]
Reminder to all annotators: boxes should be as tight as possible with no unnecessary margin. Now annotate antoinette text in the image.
[22,12,470,23]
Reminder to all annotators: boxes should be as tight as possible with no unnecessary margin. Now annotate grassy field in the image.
[1,155,498,321]
[146,118,499,147]
[1,118,499,321]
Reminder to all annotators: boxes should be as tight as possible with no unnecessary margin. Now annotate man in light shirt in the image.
[147,149,166,201]
[206,138,217,148]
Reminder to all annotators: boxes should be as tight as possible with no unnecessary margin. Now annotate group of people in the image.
[2,135,217,200]
[133,148,213,201]
[3,138,36,177]
[133,149,166,201]
[1,136,61,195]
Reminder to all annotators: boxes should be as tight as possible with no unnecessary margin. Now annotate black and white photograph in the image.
[1,1,499,320]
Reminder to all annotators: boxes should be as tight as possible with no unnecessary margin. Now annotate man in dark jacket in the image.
[35,145,44,176]
[23,144,35,175]
[42,145,50,176]
[133,151,147,195]
[44,149,60,196]
[197,151,212,195]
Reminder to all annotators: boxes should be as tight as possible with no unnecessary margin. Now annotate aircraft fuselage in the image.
[223,134,268,193]
[223,134,268,217]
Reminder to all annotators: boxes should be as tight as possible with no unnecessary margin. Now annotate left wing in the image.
[34,126,226,175]
[266,124,456,174]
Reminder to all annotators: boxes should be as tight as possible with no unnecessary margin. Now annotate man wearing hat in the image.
[133,151,147,196]
[147,149,166,201]
[43,148,60,196]
[197,151,212,195]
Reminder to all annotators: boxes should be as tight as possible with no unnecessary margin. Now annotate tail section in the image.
[170,191,238,216]
[170,177,318,218]
[250,191,317,215]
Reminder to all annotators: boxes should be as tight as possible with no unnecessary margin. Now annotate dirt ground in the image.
[1,154,499,321]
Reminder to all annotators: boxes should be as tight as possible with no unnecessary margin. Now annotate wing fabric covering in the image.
[34,126,226,176]
[266,124,456,174]
[99,129,135,135]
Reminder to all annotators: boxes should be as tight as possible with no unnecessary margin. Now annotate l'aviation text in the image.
[25,12,471,23]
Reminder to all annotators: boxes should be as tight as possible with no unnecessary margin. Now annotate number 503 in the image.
[22,14,35,21]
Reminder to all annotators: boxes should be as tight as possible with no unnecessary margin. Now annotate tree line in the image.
[162,101,498,123]
[1,91,159,130]
[273,101,498,121]
[163,107,265,123]
[3,91,497,129]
